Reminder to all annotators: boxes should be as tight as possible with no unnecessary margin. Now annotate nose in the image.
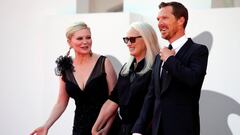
[158,20,165,29]
[127,41,132,46]
[83,39,88,44]
[158,19,162,26]
[157,16,164,25]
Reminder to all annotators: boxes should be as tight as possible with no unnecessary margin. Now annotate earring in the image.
[66,47,71,56]
[89,50,93,56]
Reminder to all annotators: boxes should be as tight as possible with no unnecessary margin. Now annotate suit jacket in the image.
[132,38,209,135]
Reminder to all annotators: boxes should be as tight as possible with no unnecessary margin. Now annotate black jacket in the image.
[132,38,209,135]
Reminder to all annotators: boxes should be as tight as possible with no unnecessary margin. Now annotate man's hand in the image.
[160,47,175,61]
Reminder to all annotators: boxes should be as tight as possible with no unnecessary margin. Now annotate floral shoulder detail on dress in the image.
[55,55,74,76]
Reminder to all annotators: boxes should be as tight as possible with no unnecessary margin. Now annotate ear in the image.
[67,39,72,48]
[178,16,185,27]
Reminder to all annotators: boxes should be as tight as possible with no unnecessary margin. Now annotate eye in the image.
[86,36,91,39]
[123,37,129,44]
[162,16,168,20]
[129,37,136,43]
[76,37,83,40]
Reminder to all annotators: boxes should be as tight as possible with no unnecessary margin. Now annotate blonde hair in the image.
[66,22,91,40]
[121,22,160,75]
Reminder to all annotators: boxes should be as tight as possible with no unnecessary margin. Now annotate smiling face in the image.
[126,28,146,61]
[157,6,184,43]
[68,28,92,55]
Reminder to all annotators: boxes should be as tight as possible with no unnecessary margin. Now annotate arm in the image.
[91,58,118,135]
[92,100,118,135]
[163,45,209,87]
[104,58,117,95]
[30,78,69,135]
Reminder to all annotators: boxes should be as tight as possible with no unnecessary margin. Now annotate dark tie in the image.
[168,44,173,50]
[160,44,173,90]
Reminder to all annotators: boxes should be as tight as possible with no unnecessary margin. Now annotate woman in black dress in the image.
[30,22,117,135]
[92,22,160,135]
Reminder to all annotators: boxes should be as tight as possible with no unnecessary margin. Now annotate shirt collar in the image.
[130,58,145,72]
[171,35,188,54]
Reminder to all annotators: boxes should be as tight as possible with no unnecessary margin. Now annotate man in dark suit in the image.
[132,1,209,135]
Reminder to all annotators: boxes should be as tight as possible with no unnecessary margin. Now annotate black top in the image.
[109,59,152,124]
[63,56,109,135]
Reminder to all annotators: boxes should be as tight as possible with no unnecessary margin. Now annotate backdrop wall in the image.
[0,0,239,135]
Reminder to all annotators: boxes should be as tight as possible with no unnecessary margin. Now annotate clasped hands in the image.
[92,128,107,135]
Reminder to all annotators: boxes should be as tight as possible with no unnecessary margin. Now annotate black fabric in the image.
[168,44,173,50]
[132,39,209,135]
[118,124,133,135]
[63,56,109,135]
[160,44,173,90]
[109,59,152,135]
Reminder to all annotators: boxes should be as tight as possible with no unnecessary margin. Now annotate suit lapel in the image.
[160,38,193,95]
[175,38,193,59]
[153,55,162,95]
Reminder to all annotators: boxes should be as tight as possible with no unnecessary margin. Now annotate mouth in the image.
[77,46,90,51]
[159,24,168,34]
[80,46,89,49]
[160,27,168,33]
[129,47,135,52]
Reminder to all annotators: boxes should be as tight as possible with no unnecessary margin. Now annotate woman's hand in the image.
[30,126,48,135]
[94,128,107,135]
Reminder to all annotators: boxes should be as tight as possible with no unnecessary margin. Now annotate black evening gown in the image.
[63,56,109,135]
